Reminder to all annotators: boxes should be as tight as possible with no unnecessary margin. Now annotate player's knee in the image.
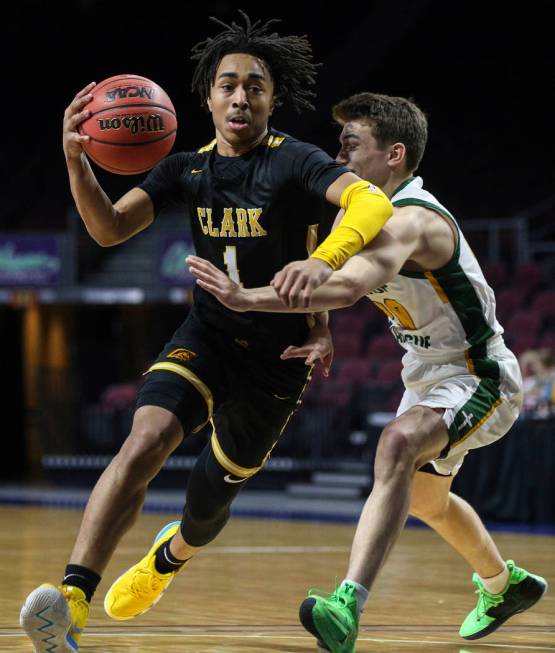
[375,424,417,477]
[184,498,230,527]
[181,444,247,535]
[116,423,181,480]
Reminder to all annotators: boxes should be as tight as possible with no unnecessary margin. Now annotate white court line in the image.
[5,632,555,650]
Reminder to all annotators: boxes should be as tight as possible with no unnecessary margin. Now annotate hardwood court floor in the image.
[1,505,553,652]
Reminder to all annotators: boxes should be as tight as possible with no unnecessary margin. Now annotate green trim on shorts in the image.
[447,376,501,445]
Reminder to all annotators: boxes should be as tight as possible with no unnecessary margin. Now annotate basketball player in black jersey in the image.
[20,12,392,650]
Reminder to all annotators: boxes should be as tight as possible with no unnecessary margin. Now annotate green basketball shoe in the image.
[299,582,359,653]
[460,560,547,640]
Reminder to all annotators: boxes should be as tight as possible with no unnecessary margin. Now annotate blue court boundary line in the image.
[1,493,554,535]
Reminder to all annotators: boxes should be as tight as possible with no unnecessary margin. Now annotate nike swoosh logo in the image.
[273,394,291,400]
[191,169,203,174]
[224,474,248,484]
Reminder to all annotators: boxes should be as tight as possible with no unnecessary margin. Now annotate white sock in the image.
[480,563,509,594]
[341,579,369,613]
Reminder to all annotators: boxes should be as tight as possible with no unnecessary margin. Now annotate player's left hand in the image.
[186,255,248,311]
[280,321,334,376]
[271,258,333,308]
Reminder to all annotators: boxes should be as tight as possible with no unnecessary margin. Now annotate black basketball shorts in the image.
[136,309,311,480]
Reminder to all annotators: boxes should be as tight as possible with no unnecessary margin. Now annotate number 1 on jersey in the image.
[223,245,242,285]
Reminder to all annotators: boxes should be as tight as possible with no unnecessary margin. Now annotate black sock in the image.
[62,564,101,602]
[154,540,188,575]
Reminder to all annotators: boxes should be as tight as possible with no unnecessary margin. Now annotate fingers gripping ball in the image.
[79,74,177,175]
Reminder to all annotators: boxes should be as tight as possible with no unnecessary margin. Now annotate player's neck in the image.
[214,128,269,157]
[382,173,414,199]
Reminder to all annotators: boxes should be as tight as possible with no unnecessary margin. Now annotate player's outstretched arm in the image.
[271,172,393,308]
[63,83,154,247]
[188,213,418,314]
[188,252,364,312]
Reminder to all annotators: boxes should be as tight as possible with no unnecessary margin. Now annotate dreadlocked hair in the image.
[191,10,319,113]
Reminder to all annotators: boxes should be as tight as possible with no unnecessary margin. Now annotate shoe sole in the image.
[20,585,75,652]
[462,576,548,640]
[104,521,181,621]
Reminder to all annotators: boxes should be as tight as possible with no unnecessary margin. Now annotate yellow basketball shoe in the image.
[104,520,186,620]
[20,583,89,652]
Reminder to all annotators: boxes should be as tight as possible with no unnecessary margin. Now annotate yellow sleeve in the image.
[310,181,393,270]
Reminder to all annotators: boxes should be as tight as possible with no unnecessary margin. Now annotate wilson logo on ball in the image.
[105,86,154,101]
[79,73,177,175]
[97,114,165,134]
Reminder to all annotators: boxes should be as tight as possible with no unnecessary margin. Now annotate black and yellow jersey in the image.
[139,128,348,352]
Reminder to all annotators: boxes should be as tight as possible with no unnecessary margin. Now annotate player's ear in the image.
[389,142,406,167]
[207,95,213,113]
[269,95,276,116]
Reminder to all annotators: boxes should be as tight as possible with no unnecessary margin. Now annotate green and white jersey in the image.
[366,176,503,365]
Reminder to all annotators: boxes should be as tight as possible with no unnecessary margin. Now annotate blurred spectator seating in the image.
[511,262,544,295]
[482,262,508,290]
[366,333,402,358]
[531,290,555,317]
[495,288,526,324]
[519,348,555,419]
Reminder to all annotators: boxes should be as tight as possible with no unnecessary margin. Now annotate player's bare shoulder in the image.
[393,204,456,269]
[379,204,423,246]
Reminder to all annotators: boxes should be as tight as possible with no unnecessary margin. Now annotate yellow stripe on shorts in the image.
[210,427,262,478]
[146,362,213,431]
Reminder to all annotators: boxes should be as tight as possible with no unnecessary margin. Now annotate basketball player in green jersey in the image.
[19,15,394,653]
[188,92,548,653]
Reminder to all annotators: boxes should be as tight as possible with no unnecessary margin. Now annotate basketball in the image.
[78,74,177,175]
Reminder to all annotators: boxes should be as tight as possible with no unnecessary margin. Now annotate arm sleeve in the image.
[310,181,393,270]
[137,153,191,216]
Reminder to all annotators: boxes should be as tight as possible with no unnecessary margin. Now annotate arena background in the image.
[1,0,554,527]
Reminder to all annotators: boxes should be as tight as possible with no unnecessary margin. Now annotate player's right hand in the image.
[187,255,249,312]
[63,82,96,160]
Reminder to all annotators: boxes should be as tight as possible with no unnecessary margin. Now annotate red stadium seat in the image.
[504,310,542,339]
[318,379,354,406]
[482,262,508,290]
[336,358,374,383]
[385,386,404,412]
[333,333,362,358]
[512,263,544,293]
[495,288,526,323]
[331,313,366,339]
[375,359,403,384]
[531,290,555,317]
[366,333,401,358]
[510,335,539,356]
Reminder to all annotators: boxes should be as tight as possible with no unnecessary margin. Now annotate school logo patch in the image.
[167,348,197,362]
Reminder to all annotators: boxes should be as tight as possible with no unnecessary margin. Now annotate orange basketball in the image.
[78,74,177,175]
